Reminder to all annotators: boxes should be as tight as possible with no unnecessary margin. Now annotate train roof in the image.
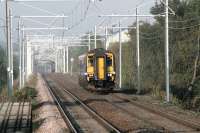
[79,48,113,60]
[88,48,113,54]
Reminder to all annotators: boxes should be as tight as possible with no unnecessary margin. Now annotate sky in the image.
[0,0,156,45]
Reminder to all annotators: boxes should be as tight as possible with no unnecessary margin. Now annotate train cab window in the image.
[107,56,112,66]
[88,56,93,67]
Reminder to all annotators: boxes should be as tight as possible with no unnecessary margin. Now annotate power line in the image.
[22,17,51,26]
[140,34,162,40]
[19,2,58,15]
[68,0,91,31]
[169,17,200,23]
[169,23,200,30]
[139,31,163,36]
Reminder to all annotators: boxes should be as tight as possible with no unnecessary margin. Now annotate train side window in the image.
[107,56,112,66]
[88,56,93,67]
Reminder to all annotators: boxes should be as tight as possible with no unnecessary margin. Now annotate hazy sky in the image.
[0,0,156,44]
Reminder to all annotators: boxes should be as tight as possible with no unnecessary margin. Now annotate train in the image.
[78,48,116,91]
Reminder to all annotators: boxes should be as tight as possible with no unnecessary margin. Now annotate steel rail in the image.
[43,77,78,133]
[61,87,122,133]
[43,75,121,133]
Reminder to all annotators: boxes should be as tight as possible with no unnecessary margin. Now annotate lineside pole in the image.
[10,8,13,90]
[21,25,24,85]
[5,0,12,96]
[31,47,34,74]
[66,45,69,73]
[165,0,170,102]
[94,25,97,49]
[8,8,13,96]
[88,33,91,51]
[63,46,66,73]
[18,17,22,89]
[55,50,58,73]
[136,8,141,94]
[105,26,108,50]
[119,21,122,88]
[22,26,25,86]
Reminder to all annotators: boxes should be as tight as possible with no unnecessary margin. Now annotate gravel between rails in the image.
[48,73,200,133]
[33,74,69,133]
[46,73,164,132]
[47,79,110,133]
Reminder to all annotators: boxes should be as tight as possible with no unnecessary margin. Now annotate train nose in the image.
[97,57,105,80]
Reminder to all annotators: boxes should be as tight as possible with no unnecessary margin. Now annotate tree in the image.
[108,0,200,109]
[0,44,7,91]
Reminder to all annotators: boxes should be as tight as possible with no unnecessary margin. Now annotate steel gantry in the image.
[1,0,86,96]
[99,0,175,102]
[28,36,90,74]
[18,15,69,88]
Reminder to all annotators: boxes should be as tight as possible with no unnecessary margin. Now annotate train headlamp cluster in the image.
[108,73,112,77]
[85,73,94,77]
[85,72,115,77]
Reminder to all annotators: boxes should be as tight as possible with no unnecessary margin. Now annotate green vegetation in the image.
[0,45,7,93]
[13,74,38,101]
[108,0,200,110]
[0,43,19,95]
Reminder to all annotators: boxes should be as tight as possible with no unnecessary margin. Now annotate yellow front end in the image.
[87,54,94,81]
[97,57,105,80]
[106,53,115,81]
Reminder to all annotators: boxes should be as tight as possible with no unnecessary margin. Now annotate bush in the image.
[13,74,38,101]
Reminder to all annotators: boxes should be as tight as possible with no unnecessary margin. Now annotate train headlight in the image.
[111,72,116,75]
[84,72,88,76]
[108,73,112,77]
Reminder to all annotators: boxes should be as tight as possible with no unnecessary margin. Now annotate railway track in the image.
[112,94,200,132]
[46,73,200,132]
[0,100,32,133]
[43,75,121,133]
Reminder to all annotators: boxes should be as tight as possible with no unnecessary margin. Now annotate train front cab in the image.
[106,52,115,83]
[86,53,95,81]
[86,52,115,88]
